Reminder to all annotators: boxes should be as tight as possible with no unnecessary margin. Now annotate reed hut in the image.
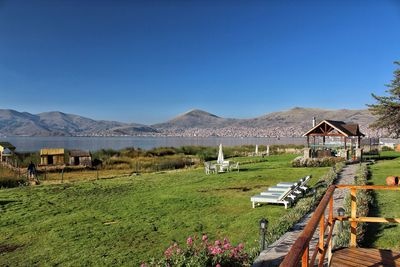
[0,142,16,163]
[69,150,92,167]
[40,148,65,165]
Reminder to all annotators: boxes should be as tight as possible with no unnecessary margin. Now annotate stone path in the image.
[253,164,359,267]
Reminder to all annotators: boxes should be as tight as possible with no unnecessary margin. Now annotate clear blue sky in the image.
[1,0,400,124]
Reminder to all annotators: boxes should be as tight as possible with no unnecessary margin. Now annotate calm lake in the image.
[0,136,306,152]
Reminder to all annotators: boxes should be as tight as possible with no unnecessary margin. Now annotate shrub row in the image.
[334,164,372,248]
[292,156,345,167]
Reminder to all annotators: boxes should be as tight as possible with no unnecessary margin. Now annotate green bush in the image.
[292,156,345,167]
[381,146,394,151]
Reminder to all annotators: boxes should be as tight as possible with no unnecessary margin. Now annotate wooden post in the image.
[302,245,309,267]
[61,169,64,183]
[328,196,333,265]
[307,136,310,148]
[350,188,357,247]
[318,215,325,265]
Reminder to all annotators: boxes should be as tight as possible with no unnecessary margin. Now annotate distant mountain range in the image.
[0,107,377,137]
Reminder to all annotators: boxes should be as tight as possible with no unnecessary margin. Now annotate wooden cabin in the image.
[0,142,16,163]
[69,150,92,167]
[40,148,65,165]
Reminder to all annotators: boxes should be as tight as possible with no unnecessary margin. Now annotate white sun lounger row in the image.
[250,176,311,209]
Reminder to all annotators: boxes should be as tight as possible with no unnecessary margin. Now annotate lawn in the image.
[0,154,329,266]
[362,151,400,250]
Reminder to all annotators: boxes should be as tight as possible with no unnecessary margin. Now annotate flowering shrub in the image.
[291,156,344,167]
[142,235,253,267]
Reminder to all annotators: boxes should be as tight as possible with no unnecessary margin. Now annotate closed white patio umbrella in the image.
[217,144,224,164]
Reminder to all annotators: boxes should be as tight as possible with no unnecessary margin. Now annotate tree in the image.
[368,61,400,137]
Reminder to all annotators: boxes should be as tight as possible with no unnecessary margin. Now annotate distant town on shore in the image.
[0,107,379,138]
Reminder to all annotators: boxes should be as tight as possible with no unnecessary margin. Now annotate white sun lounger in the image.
[260,191,298,201]
[277,175,311,192]
[251,187,293,209]
[263,184,301,200]
[267,184,297,191]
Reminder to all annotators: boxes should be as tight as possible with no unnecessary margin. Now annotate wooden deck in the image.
[331,248,400,267]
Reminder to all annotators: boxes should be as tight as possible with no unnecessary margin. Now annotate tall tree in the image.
[368,61,400,137]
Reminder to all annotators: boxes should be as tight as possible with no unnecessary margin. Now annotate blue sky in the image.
[1,0,400,124]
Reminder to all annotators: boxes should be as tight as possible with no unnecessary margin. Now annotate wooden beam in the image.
[302,246,309,267]
[350,188,357,247]
[336,217,400,223]
[308,134,346,137]
[336,185,400,190]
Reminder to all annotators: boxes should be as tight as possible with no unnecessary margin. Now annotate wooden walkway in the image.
[331,248,400,267]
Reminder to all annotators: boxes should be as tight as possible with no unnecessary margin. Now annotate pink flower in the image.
[202,234,208,242]
[186,236,193,246]
[230,248,239,258]
[237,243,244,250]
[215,239,221,246]
[140,263,147,267]
[223,243,231,250]
[223,237,230,245]
[164,247,172,258]
[210,246,223,255]
[216,264,221,267]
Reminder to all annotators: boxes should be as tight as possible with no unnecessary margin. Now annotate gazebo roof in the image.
[303,120,365,137]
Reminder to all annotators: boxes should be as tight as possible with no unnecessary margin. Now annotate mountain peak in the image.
[181,109,220,118]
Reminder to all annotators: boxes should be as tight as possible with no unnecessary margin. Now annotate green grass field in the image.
[362,151,400,250]
[0,154,329,266]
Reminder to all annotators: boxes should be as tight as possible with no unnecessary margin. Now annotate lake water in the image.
[0,136,306,152]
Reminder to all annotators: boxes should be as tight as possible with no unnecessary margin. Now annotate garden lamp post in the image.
[337,207,345,232]
[259,218,268,251]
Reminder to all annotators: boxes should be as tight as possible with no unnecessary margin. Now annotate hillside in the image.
[237,107,375,129]
[0,107,376,137]
[0,109,159,136]
[152,109,237,129]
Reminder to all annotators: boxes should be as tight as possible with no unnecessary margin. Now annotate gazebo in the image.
[303,120,365,160]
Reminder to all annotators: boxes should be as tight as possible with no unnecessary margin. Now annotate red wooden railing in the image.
[280,185,400,267]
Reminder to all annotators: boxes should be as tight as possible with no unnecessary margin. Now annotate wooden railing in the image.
[280,185,400,267]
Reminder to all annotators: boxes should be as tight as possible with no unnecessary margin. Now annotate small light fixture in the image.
[337,207,345,232]
[260,218,268,230]
[259,218,268,252]
[337,207,345,217]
